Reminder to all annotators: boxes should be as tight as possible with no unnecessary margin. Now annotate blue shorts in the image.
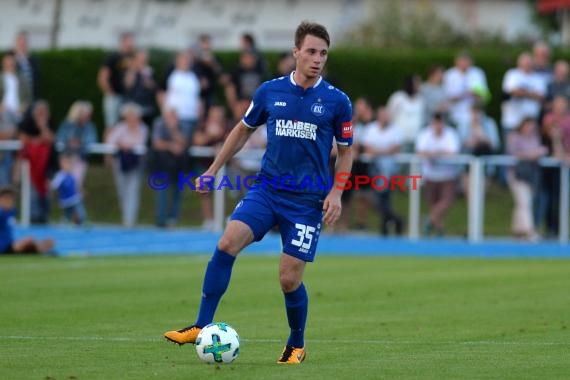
[229,188,324,262]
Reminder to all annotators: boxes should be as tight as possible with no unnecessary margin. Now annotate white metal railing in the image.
[1,140,568,243]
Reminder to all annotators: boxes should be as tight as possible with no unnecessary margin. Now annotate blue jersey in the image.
[243,72,353,200]
[0,208,15,252]
[50,171,81,208]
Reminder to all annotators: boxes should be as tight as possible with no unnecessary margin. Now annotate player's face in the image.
[293,35,328,79]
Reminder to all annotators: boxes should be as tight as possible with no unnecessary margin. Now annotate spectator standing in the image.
[501,52,546,137]
[361,106,404,235]
[415,112,461,237]
[532,41,553,89]
[275,52,296,77]
[506,118,547,241]
[458,103,500,156]
[544,60,570,110]
[106,103,148,228]
[50,154,87,226]
[17,100,55,224]
[1,52,30,129]
[124,50,157,128]
[538,96,570,237]
[162,50,201,141]
[443,52,489,128]
[457,103,500,198]
[387,75,425,151]
[12,31,40,100]
[336,97,374,232]
[240,32,269,77]
[193,105,230,230]
[55,101,98,188]
[150,108,188,228]
[420,65,448,126]
[223,49,265,120]
[191,34,223,115]
[0,52,31,185]
[97,32,136,134]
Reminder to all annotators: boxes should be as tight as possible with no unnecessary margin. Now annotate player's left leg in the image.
[274,196,323,363]
[277,253,307,364]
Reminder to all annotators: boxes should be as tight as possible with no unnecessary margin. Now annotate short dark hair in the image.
[241,33,256,48]
[295,21,330,48]
[0,186,15,198]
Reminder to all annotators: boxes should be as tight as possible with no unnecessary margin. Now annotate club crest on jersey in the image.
[311,103,325,116]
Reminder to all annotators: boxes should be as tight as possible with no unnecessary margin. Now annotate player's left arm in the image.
[323,144,352,225]
[323,91,353,226]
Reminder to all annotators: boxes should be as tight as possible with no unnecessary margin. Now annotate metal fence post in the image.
[20,160,31,227]
[467,157,484,243]
[408,157,421,240]
[559,163,569,244]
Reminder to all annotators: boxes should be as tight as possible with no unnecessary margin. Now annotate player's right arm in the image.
[196,83,269,193]
[195,121,255,193]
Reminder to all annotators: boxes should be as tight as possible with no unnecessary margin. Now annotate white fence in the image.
[2,141,568,244]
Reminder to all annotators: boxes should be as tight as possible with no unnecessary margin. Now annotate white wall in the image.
[0,0,55,49]
[434,0,540,40]
[0,0,540,51]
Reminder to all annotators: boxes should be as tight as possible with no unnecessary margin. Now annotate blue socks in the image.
[284,283,308,348]
[195,248,236,327]
[195,248,307,348]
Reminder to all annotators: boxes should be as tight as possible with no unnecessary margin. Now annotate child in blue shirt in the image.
[50,154,87,225]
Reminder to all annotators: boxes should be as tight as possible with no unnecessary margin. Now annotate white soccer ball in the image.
[195,322,240,364]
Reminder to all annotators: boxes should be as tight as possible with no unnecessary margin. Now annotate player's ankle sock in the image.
[195,248,236,327]
[284,282,308,347]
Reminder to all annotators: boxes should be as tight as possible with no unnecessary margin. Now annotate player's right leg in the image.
[164,188,280,345]
[164,220,253,345]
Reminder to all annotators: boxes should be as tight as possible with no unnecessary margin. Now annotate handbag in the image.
[513,160,539,185]
[117,150,140,173]
[147,149,187,175]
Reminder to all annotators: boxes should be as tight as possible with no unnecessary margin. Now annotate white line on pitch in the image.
[0,336,568,346]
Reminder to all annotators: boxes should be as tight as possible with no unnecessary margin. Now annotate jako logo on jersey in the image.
[341,121,353,138]
[276,119,317,140]
[311,103,325,116]
[274,101,287,107]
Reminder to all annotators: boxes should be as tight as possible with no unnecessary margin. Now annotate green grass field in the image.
[1,255,569,379]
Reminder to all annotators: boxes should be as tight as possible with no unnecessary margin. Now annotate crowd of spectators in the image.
[339,43,569,240]
[0,31,569,242]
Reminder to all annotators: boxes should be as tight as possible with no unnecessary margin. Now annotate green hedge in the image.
[34,48,555,138]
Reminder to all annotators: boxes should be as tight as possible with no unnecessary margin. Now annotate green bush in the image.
[33,47,568,138]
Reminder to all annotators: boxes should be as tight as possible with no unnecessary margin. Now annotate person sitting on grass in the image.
[0,187,54,255]
[50,153,87,226]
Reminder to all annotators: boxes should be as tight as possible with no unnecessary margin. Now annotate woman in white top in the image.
[387,75,425,152]
[106,103,149,228]
[1,52,30,129]
[163,50,202,141]
[415,112,461,236]
[0,52,30,186]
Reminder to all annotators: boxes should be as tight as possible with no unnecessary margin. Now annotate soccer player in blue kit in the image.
[164,21,353,364]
